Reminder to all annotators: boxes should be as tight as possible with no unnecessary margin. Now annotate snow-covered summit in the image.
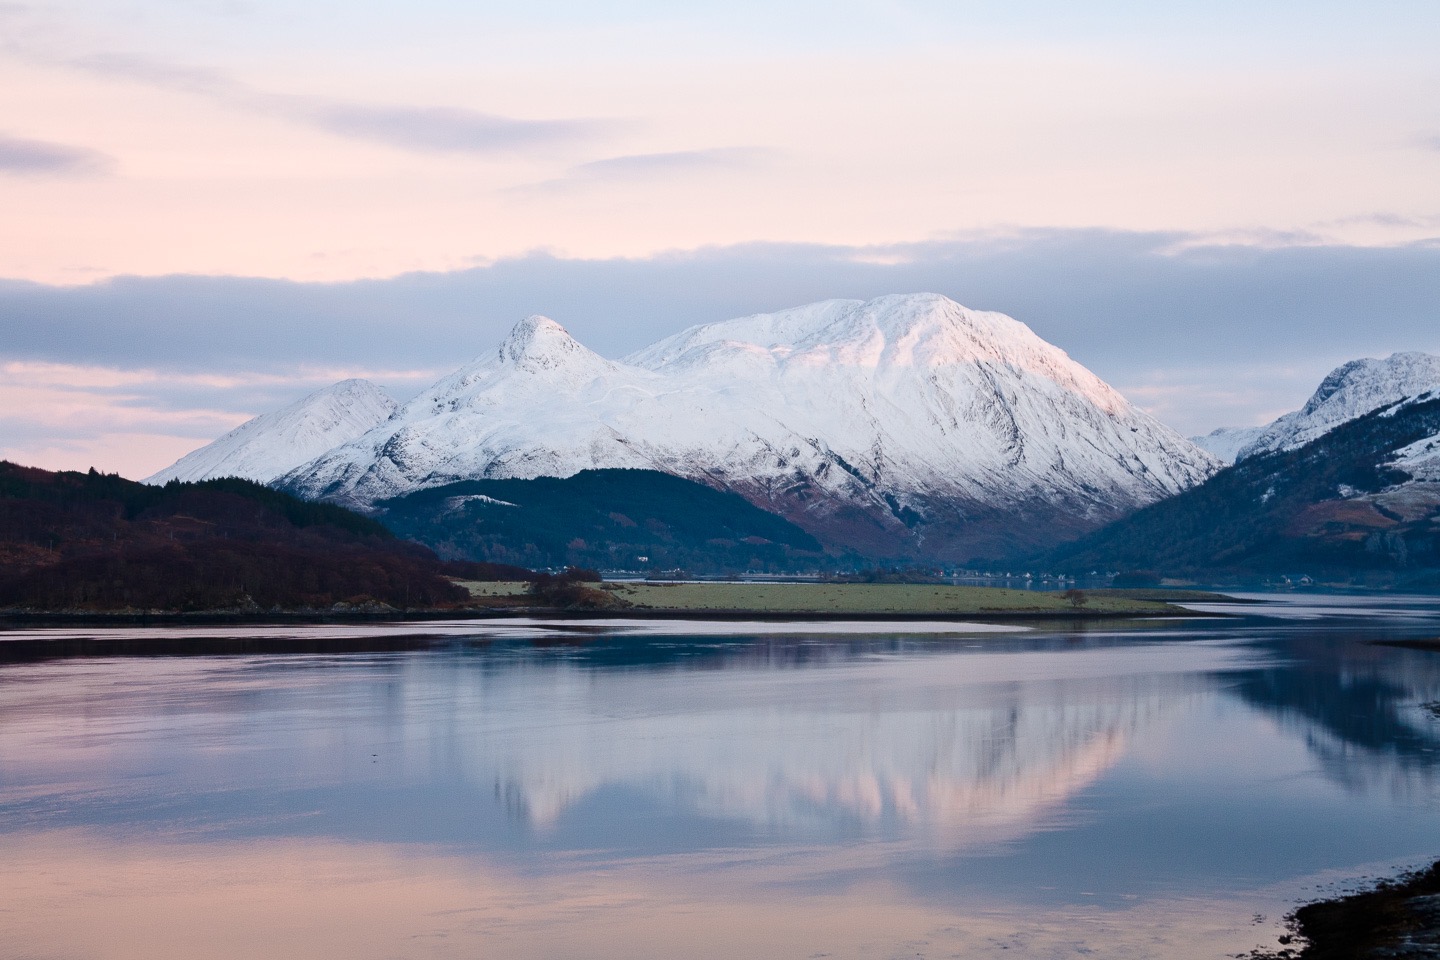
[145,378,397,485]
[498,315,607,373]
[408,315,623,420]
[1228,352,1440,462]
[271,294,1217,559]
[629,293,1129,414]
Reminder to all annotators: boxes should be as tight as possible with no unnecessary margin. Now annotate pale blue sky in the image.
[37,1,1440,56]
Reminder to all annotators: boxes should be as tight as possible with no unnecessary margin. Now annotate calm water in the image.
[2,596,1440,959]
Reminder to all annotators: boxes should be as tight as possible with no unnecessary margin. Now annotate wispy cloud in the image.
[298,102,597,154]
[1322,212,1439,229]
[0,359,441,397]
[570,148,769,180]
[70,52,226,95]
[66,52,608,156]
[1417,133,1440,152]
[512,147,771,194]
[0,359,443,478]
[0,364,249,478]
[0,132,114,176]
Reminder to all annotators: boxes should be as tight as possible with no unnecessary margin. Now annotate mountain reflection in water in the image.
[2,598,1440,959]
[1233,633,1440,798]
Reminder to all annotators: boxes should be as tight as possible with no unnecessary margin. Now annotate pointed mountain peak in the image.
[498,315,587,366]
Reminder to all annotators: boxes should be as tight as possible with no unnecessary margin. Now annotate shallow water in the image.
[2,596,1439,959]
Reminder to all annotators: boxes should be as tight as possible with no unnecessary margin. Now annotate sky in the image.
[2,0,1439,478]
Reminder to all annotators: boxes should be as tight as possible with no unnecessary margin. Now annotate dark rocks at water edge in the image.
[1245,860,1440,959]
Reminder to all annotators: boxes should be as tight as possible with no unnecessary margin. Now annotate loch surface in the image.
[2,596,1439,959]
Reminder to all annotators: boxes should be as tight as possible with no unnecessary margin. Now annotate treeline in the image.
[0,465,389,539]
[1,540,465,611]
[375,468,830,573]
[526,567,629,609]
[0,461,492,611]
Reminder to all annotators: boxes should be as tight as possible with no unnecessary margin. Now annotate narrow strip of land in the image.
[459,580,1221,617]
[0,583,1241,622]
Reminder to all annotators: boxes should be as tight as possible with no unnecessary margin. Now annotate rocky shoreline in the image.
[1246,861,1440,959]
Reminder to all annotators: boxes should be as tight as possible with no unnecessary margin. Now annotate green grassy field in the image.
[454,579,1185,615]
[455,580,533,598]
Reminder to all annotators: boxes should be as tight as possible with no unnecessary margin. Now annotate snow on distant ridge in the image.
[145,378,397,485]
[1190,426,1265,465]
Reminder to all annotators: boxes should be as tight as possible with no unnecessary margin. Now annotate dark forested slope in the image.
[0,462,470,610]
[375,469,833,573]
[1040,396,1440,579]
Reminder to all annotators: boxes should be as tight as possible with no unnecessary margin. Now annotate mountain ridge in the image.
[146,378,397,485]
[1047,392,1440,578]
[1193,352,1440,464]
[157,294,1220,562]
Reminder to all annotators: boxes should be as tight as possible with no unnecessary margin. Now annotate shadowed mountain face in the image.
[374,468,831,573]
[1043,396,1440,579]
[0,462,467,611]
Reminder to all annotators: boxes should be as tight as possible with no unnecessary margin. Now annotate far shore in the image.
[0,583,1247,633]
[0,605,1214,626]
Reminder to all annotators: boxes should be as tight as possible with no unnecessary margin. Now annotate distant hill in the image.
[0,461,472,611]
[374,468,832,573]
[1043,395,1440,581]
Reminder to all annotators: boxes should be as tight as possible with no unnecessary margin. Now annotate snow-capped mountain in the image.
[1195,352,1440,465]
[146,379,397,485]
[267,294,1216,559]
